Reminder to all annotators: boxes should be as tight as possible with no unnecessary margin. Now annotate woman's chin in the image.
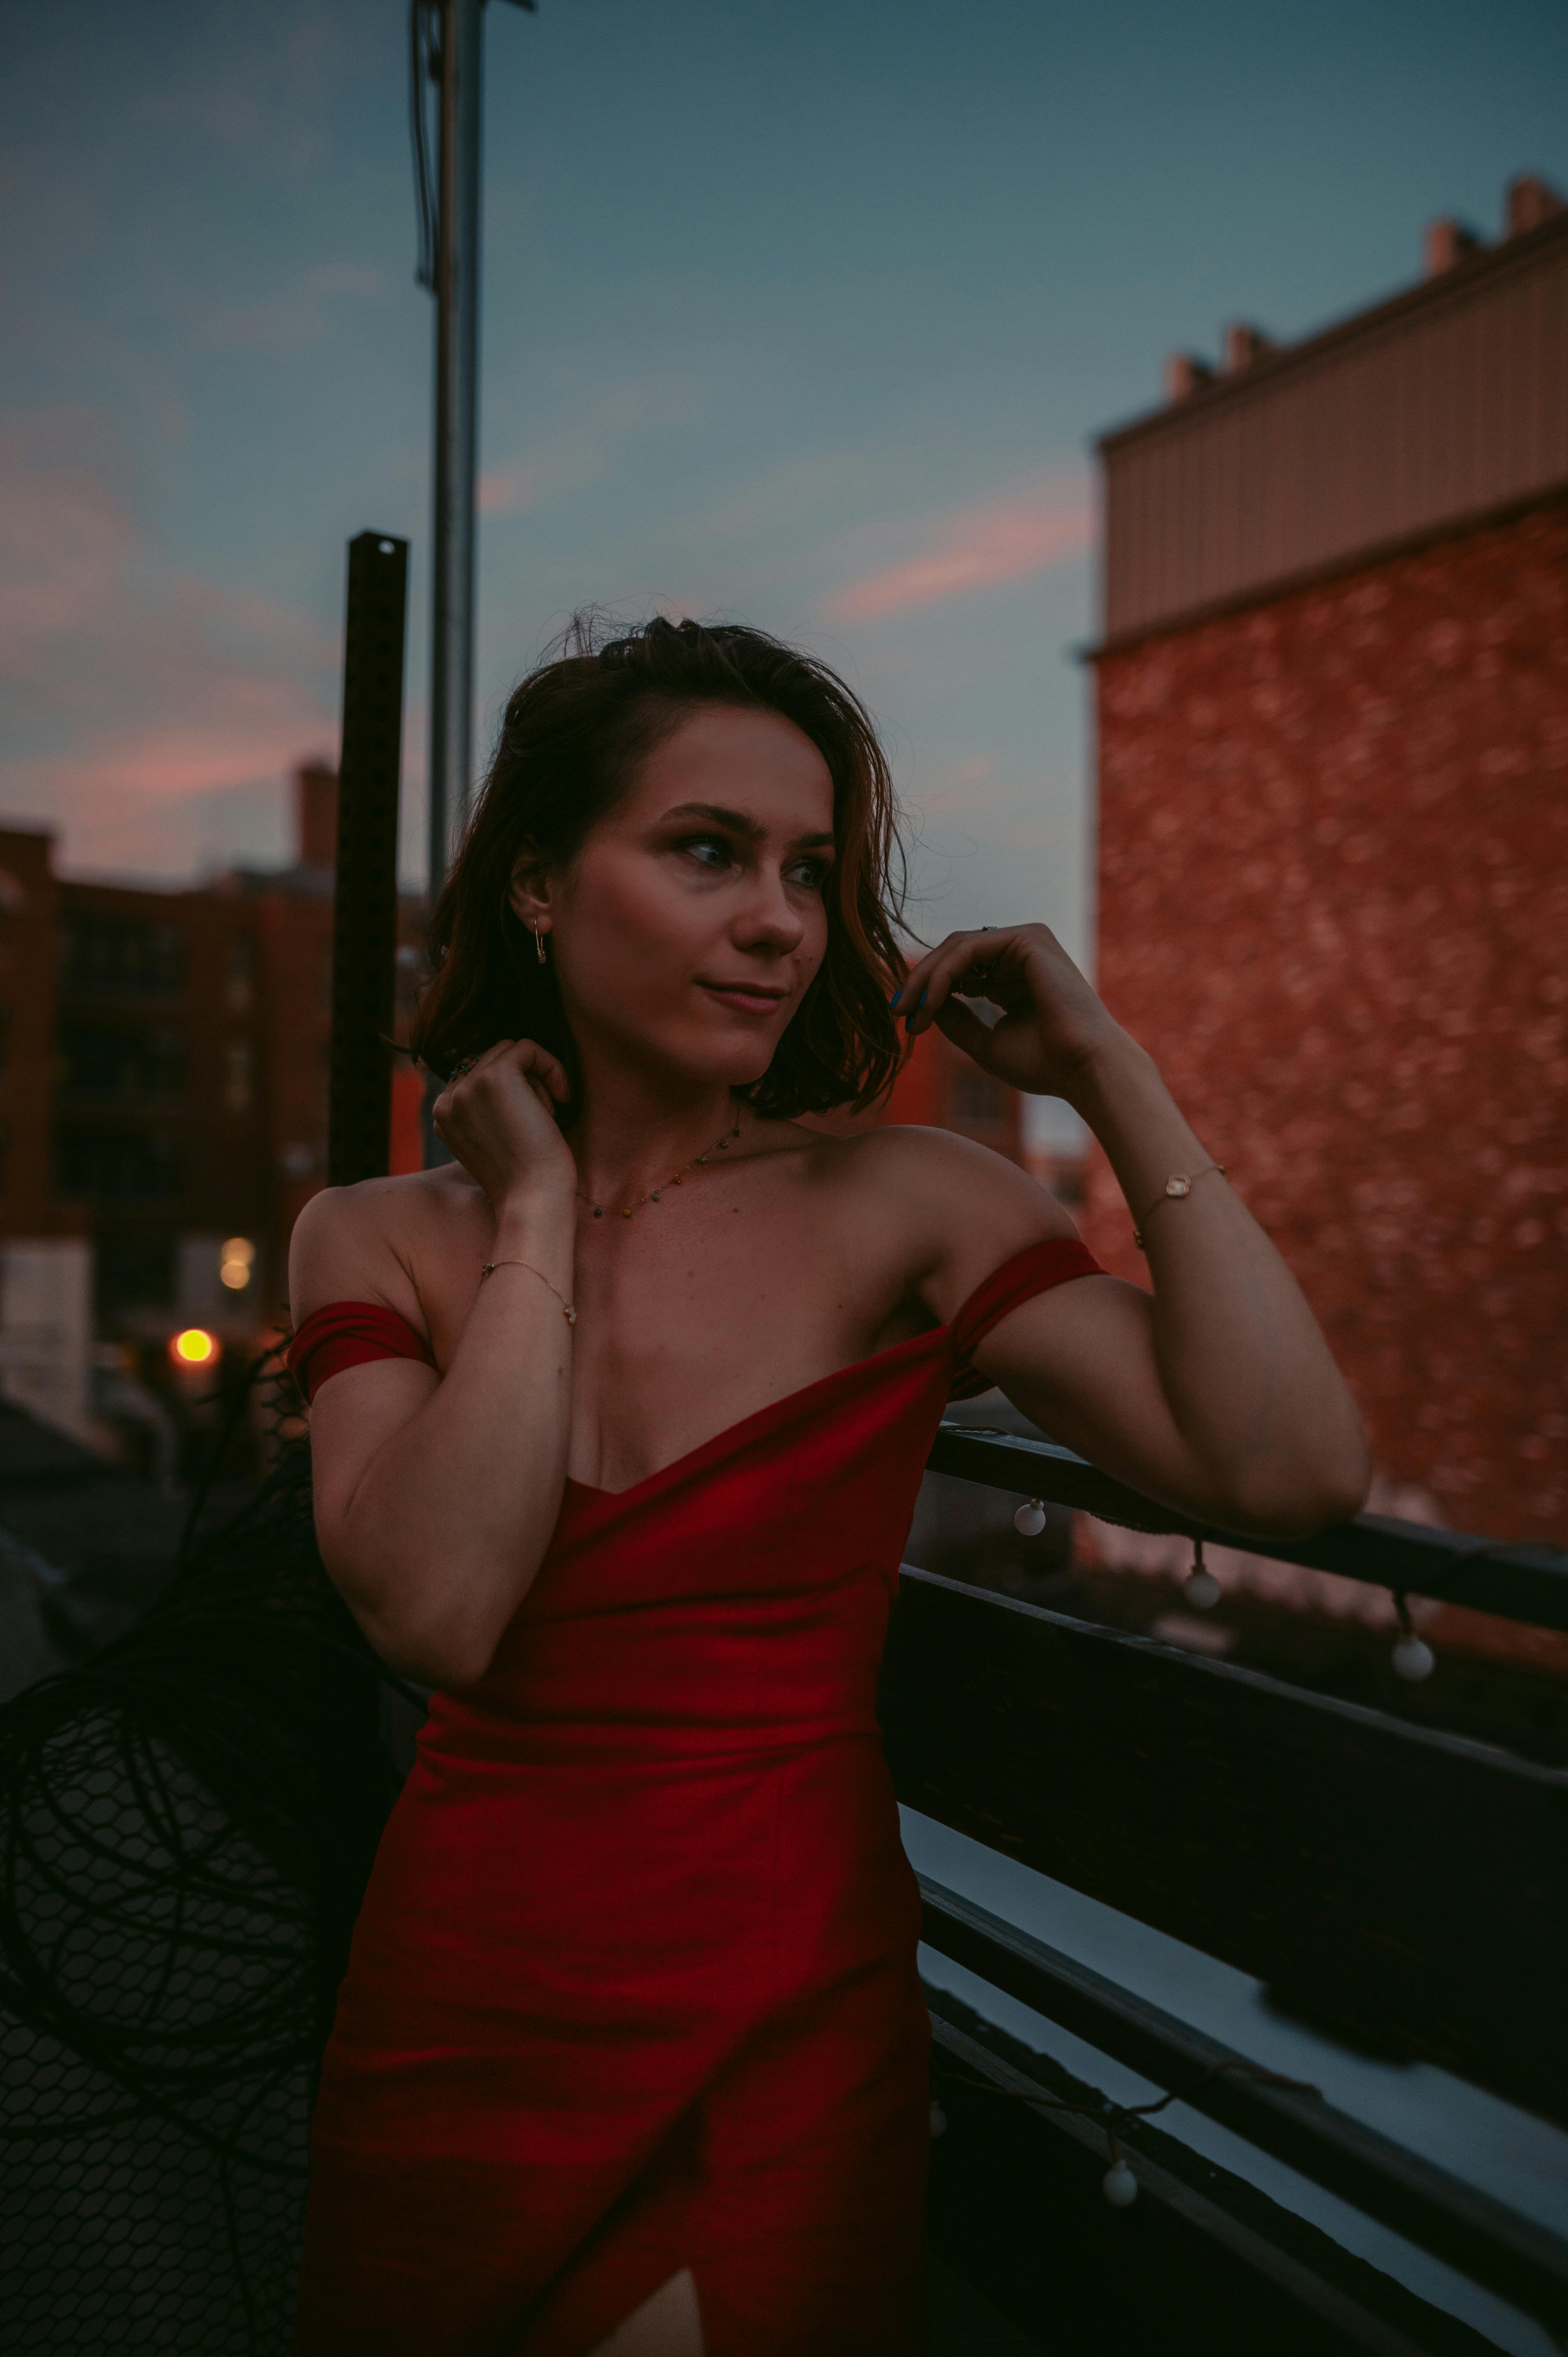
[597,1034,772,1095]
[671,1036,777,1092]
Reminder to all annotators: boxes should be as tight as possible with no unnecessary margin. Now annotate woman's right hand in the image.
[430,1039,576,1213]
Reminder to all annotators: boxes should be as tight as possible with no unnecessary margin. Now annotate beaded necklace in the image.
[576,1112,743,1220]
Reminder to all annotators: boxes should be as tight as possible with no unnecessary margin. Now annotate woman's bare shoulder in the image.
[288,1167,480,1325]
[793,1118,1068,1214]
[787,1119,1079,1312]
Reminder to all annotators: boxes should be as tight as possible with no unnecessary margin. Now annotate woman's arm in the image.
[892,927,1371,1537]
[291,1039,579,1687]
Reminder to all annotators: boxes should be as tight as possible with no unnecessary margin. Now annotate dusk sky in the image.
[4,0,1565,963]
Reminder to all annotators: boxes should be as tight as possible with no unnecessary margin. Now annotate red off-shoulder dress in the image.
[287,1239,1100,2357]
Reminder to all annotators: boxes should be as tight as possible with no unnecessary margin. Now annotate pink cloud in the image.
[825,478,1093,621]
[478,459,551,516]
[44,710,334,805]
[16,712,335,878]
[0,406,336,875]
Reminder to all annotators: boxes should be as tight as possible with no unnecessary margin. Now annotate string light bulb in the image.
[1391,1594,1435,1682]
[1014,1498,1047,1537]
[1102,2136,1138,2207]
[1392,1634,1436,1682]
[1184,1537,1221,1611]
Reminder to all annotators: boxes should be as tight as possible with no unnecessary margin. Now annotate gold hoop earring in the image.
[533,925,547,965]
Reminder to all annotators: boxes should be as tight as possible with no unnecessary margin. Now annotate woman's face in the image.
[517,704,836,1092]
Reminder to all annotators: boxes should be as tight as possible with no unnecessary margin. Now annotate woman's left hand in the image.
[891,923,1125,1101]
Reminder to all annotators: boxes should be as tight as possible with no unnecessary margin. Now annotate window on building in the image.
[394,940,424,1021]
[60,917,187,999]
[952,1069,1005,1129]
[54,1128,184,1203]
[95,1234,177,1318]
[226,933,257,1013]
[58,1024,185,1100]
[222,1037,254,1114]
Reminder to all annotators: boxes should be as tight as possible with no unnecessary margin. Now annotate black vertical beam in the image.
[428,0,484,895]
[329,533,409,1188]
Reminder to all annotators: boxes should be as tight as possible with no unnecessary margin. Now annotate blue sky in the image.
[3,0,1565,962]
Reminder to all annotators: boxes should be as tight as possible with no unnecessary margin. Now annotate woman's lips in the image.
[697,981,790,1017]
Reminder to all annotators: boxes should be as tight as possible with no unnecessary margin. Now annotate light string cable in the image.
[408,2,441,292]
[1009,1491,1523,1684]
[942,2053,1323,2207]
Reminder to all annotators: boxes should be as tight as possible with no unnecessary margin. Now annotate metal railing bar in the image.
[927,2006,1448,2357]
[918,1872,1568,2331]
[927,1424,1568,1632]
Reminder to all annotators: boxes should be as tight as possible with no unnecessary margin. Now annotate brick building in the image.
[803,1011,1036,1177]
[1082,174,1568,1545]
[874,1024,1027,1168]
[0,766,424,1410]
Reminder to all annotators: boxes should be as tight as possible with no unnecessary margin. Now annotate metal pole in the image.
[330,534,410,1187]
[427,0,484,899]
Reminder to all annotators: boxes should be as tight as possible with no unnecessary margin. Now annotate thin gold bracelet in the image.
[480,1260,578,1325]
[1132,1162,1227,1252]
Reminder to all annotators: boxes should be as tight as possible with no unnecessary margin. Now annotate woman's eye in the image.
[786,859,829,890]
[680,836,733,870]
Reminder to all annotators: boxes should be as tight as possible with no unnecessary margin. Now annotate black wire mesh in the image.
[0,1357,404,2355]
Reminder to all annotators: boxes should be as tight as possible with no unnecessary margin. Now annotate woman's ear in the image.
[507,847,553,937]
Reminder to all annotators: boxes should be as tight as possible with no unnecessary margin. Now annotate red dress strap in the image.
[948,1237,1102,1399]
[288,1301,435,1404]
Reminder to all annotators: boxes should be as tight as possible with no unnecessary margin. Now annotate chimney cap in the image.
[1506,173,1564,238]
[1163,351,1215,403]
[1221,321,1273,375]
[1423,217,1485,277]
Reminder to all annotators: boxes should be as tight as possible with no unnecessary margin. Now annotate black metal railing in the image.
[928,1421,1568,1628]
[894,1422,1568,2351]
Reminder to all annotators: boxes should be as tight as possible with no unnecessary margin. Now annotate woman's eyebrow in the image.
[660,800,764,839]
[659,801,834,850]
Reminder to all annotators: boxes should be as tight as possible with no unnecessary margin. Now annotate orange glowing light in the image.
[172,1328,218,1366]
[219,1235,256,1291]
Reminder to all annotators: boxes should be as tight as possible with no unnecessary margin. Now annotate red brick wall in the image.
[1084,500,1568,1545]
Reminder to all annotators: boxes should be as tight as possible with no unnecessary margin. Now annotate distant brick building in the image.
[805,1018,1035,1179]
[877,1025,1027,1167]
[1082,176,1568,1545]
[0,765,424,1366]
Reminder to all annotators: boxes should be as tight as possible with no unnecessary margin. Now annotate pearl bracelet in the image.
[1132,1162,1227,1251]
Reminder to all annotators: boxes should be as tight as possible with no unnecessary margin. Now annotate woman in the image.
[287,617,1368,2357]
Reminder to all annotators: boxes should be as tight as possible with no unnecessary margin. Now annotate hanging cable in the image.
[945,2053,1323,2208]
[409,2,441,292]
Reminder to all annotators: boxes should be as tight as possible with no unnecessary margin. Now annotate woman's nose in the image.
[733,868,805,951]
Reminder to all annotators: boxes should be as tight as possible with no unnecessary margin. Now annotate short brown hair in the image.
[411,615,909,1117]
